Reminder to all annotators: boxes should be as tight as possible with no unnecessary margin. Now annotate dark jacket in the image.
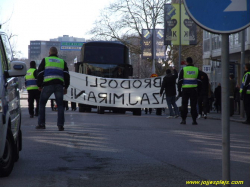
[178,64,202,93]
[199,71,209,96]
[160,69,178,97]
[37,55,70,89]
[214,85,221,104]
[229,79,236,97]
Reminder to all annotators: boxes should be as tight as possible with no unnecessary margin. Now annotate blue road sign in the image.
[184,0,250,33]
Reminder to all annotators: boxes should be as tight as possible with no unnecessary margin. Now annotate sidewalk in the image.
[205,110,246,123]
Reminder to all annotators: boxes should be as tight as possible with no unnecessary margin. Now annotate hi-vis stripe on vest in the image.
[240,72,250,94]
[25,68,38,90]
[182,66,199,88]
[44,57,64,83]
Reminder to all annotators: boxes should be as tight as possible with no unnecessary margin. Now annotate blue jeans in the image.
[38,84,64,126]
[166,96,179,116]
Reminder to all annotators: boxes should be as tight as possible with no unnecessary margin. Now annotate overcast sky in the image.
[1,0,114,58]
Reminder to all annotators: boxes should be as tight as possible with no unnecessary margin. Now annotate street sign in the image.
[184,0,250,33]
[202,65,211,73]
[60,42,85,51]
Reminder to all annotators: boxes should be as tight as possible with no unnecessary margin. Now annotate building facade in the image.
[202,28,250,91]
[28,35,85,63]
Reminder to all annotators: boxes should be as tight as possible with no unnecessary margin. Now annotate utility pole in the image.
[178,0,182,71]
[151,0,156,74]
[240,30,245,118]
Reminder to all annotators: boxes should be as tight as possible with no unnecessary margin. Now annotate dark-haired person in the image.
[240,63,250,125]
[25,61,40,118]
[178,57,201,125]
[160,66,179,118]
[36,47,70,131]
[197,70,209,119]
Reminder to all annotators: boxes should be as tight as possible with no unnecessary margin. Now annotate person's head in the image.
[229,74,234,80]
[49,47,58,56]
[30,61,36,68]
[245,63,250,71]
[218,83,221,86]
[166,69,171,75]
[186,57,193,65]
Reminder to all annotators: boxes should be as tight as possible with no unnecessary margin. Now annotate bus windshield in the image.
[84,45,124,64]
[77,41,132,78]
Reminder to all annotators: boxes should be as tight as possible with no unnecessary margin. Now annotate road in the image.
[1,98,249,187]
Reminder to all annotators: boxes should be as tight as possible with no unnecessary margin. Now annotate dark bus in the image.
[75,41,141,115]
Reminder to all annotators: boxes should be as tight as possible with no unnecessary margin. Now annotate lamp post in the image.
[151,0,156,74]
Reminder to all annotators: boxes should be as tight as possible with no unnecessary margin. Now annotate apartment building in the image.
[202,28,250,90]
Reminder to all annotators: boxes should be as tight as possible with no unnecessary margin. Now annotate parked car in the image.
[0,28,27,177]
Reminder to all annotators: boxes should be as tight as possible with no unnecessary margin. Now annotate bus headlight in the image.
[136,96,141,101]
[99,94,107,98]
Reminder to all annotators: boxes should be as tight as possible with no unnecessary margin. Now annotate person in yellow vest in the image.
[25,61,40,118]
[240,63,250,125]
[178,57,201,125]
[36,47,70,131]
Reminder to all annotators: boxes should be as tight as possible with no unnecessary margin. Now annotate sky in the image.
[0,0,114,58]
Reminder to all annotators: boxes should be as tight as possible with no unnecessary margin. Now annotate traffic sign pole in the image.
[240,30,245,118]
[221,34,230,186]
[184,1,250,185]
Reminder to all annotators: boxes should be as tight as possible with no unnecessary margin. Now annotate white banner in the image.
[62,71,181,108]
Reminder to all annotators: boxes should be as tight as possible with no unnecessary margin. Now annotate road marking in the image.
[224,0,247,12]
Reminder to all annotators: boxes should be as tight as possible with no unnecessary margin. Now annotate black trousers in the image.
[198,95,208,115]
[181,88,198,120]
[243,95,250,122]
[71,102,76,110]
[28,90,40,116]
[229,98,234,116]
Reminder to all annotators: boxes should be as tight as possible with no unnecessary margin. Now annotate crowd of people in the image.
[25,51,250,130]
[159,57,250,125]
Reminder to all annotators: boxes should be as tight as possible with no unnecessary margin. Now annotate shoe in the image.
[35,125,46,129]
[30,115,34,118]
[166,116,174,119]
[180,120,186,125]
[203,114,207,119]
[242,121,250,125]
[192,121,198,125]
[197,114,201,119]
[175,115,179,118]
[34,113,38,117]
[58,126,64,131]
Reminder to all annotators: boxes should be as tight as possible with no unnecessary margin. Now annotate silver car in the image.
[0,29,27,177]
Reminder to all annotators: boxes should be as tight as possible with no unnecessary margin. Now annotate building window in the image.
[204,31,210,39]
[203,39,210,52]
[234,33,239,45]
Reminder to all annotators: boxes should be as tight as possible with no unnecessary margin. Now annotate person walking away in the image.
[207,82,214,113]
[214,83,222,113]
[36,47,70,131]
[197,71,209,119]
[229,74,236,116]
[25,61,40,118]
[178,57,201,125]
[240,63,250,125]
[160,66,179,118]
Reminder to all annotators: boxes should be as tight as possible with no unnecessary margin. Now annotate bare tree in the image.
[88,0,203,77]
[0,10,23,58]
[88,0,171,78]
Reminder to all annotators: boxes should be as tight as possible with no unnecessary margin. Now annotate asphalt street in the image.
[1,97,249,187]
